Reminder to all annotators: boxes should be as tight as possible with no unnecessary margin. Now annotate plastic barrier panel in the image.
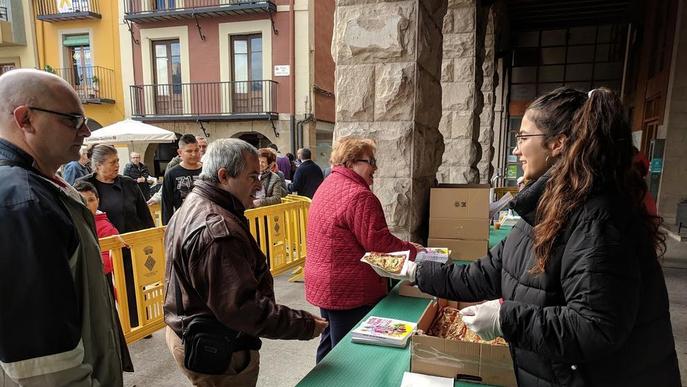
[105,195,310,343]
[101,227,167,344]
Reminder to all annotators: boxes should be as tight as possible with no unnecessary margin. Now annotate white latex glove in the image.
[460,299,502,341]
[371,260,417,282]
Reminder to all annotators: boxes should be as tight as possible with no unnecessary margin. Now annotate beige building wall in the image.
[0,1,38,69]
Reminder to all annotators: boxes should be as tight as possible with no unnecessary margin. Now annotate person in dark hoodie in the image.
[378,87,680,386]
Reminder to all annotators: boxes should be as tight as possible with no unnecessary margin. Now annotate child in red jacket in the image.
[73,181,124,277]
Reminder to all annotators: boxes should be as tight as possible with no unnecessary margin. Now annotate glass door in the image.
[153,40,182,115]
[231,34,263,113]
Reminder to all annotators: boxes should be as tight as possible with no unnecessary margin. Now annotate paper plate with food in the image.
[360,250,411,275]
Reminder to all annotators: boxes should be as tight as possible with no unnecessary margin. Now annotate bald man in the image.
[0,69,123,386]
[123,151,152,200]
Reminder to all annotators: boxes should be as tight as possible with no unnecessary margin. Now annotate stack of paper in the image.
[415,247,450,264]
[400,372,454,387]
[351,316,416,348]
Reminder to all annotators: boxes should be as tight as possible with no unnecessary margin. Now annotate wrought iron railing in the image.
[130,80,277,117]
[124,0,272,15]
[51,66,115,103]
[34,0,100,18]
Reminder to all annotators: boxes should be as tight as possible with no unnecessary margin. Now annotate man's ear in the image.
[13,106,33,133]
[549,134,566,158]
[217,168,227,184]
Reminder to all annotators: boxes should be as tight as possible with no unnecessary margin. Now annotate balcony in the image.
[51,66,115,104]
[34,0,101,22]
[124,0,276,23]
[129,80,277,121]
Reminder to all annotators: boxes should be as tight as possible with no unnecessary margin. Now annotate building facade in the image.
[120,0,335,175]
[0,0,39,74]
[32,0,126,128]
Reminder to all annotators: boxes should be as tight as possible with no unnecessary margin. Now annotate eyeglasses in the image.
[515,133,546,145]
[28,106,88,130]
[355,158,377,167]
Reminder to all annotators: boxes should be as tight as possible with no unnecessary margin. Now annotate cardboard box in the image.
[398,280,435,299]
[428,238,488,261]
[429,218,490,240]
[410,299,516,386]
[430,186,490,219]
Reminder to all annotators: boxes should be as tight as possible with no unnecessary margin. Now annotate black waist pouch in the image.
[182,316,237,375]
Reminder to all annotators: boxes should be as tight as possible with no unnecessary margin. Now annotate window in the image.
[510,25,627,99]
[152,40,182,114]
[231,34,263,113]
[63,34,93,98]
[506,24,628,184]
[0,63,16,75]
[155,0,176,11]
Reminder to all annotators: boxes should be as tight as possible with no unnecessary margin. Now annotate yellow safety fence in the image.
[100,195,311,344]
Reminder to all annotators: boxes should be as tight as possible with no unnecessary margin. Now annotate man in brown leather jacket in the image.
[163,138,327,386]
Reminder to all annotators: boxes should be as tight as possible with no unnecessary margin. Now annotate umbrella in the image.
[84,119,177,145]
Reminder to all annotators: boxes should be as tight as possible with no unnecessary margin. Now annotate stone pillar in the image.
[332,0,447,241]
[436,0,485,183]
[477,5,497,183]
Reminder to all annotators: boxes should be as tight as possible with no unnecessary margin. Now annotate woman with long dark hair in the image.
[380,88,680,385]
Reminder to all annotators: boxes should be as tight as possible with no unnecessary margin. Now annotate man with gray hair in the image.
[62,145,90,185]
[164,138,327,386]
[0,69,122,385]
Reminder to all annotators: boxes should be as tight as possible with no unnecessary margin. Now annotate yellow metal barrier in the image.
[149,202,162,227]
[103,195,311,344]
[245,195,311,277]
[100,227,167,345]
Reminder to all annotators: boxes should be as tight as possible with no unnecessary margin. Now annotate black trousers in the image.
[122,248,139,327]
[106,273,134,372]
[316,304,374,363]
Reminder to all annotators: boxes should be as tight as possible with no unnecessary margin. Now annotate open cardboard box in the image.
[410,299,516,386]
[427,238,488,261]
[398,280,435,299]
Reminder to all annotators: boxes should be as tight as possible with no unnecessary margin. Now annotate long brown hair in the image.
[532,88,665,273]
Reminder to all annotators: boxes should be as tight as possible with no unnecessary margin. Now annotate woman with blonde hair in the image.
[304,137,419,362]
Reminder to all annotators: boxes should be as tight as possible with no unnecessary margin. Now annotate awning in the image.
[62,34,90,47]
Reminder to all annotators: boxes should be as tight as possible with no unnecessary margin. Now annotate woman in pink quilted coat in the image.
[305,137,418,362]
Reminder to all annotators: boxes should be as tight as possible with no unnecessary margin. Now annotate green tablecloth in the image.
[296,226,513,387]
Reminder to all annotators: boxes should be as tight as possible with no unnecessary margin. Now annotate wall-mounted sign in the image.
[57,0,74,13]
[650,158,663,173]
[274,65,290,77]
[506,164,518,179]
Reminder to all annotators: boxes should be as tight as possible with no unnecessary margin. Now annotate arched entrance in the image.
[87,118,103,131]
[153,132,182,176]
[234,131,274,149]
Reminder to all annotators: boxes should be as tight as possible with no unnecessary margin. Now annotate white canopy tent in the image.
[84,119,177,145]
[85,119,177,175]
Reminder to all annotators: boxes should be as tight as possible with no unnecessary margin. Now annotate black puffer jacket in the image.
[416,174,680,386]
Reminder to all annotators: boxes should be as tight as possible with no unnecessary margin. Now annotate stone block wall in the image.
[332,0,447,241]
[436,0,485,184]
[478,6,497,183]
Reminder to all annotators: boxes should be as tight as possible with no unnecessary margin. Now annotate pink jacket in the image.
[95,212,119,274]
[304,166,416,310]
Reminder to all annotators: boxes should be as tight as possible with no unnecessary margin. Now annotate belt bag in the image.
[182,315,238,375]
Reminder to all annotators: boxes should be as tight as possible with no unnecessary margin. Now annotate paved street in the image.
[124,238,687,387]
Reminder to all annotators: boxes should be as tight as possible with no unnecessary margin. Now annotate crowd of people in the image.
[0,69,681,387]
